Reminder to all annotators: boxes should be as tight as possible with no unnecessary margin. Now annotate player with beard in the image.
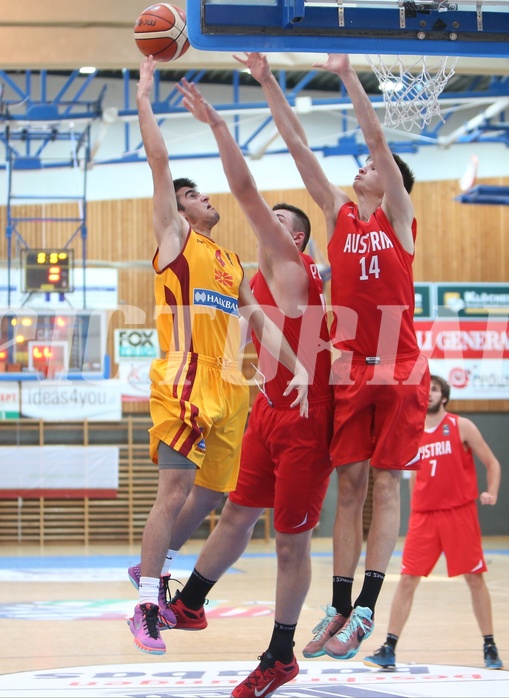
[364,375,503,670]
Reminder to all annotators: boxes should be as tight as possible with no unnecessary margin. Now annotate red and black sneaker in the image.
[231,650,299,697]
[170,589,208,630]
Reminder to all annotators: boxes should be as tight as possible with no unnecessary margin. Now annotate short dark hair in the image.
[173,178,197,211]
[431,374,450,406]
[364,154,415,194]
[272,202,311,251]
[392,154,415,194]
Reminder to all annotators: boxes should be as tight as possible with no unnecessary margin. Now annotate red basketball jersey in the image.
[328,202,418,359]
[412,412,479,512]
[250,253,332,406]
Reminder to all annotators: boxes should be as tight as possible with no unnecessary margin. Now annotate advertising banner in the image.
[114,328,159,363]
[21,381,122,421]
[415,318,509,399]
[414,283,434,319]
[0,445,119,498]
[0,381,20,419]
[117,362,151,402]
[436,283,509,318]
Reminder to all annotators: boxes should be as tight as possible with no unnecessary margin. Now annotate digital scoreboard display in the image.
[22,249,74,293]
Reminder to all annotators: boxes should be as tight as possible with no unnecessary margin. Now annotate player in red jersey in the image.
[364,375,503,670]
[236,51,430,660]
[164,80,334,697]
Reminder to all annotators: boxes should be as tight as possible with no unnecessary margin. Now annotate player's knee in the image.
[337,468,369,505]
[221,499,260,534]
[275,530,310,565]
[372,469,400,506]
[398,573,421,594]
[204,489,225,511]
[464,572,485,589]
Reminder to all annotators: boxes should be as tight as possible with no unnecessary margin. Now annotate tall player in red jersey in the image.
[236,51,430,660]
[364,375,503,670]
[170,80,334,697]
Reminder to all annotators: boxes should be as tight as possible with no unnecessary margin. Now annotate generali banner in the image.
[415,319,509,399]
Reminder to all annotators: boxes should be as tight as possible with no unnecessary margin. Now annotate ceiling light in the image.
[379,79,404,93]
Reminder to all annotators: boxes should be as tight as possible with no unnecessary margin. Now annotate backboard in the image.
[186,0,509,57]
[455,185,509,204]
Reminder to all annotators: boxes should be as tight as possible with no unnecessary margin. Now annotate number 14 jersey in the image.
[328,202,418,360]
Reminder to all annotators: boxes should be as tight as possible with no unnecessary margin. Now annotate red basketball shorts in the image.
[330,353,430,470]
[229,393,333,534]
[401,501,487,577]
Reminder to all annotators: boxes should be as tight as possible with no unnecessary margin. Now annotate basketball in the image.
[134,3,190,62]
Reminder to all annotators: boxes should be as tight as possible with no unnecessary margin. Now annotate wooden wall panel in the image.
[2,176,507,282]
[412,177,509,283]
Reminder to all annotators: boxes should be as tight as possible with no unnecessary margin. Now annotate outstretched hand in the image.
[283,365,309,418]
[138,55,157,99]
[312,53,351,75]
[233,52,271,83]
[176,78,222,127]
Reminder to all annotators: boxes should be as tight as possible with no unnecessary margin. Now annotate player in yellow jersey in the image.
[127,55,309,657]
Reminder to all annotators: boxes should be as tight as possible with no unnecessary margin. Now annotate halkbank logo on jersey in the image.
[194,288,239,315]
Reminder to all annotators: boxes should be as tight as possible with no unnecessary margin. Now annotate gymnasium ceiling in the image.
[1,0,508,168]
[1,0,508,75]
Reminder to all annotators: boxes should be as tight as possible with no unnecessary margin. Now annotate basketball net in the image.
[365,55,458,131]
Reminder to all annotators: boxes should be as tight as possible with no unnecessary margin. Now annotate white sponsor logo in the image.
[254,679,275,696]
[193,288,239,316]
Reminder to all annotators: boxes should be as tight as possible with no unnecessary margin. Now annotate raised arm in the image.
[313,54,415,253]
[459,417,501,505]
[177,77,308,309]
[235,52,347,241]
[239,278,309,417]
[137,56,188,266]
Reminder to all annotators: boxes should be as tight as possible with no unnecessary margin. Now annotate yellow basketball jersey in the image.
[153,229,245,361]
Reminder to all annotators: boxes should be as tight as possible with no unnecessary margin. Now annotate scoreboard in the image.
[22,249,74,293]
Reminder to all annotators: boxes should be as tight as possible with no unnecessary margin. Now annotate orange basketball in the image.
[134,3,190,62]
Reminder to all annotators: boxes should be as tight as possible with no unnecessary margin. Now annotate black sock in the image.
[354,570,386,614]
[484,634,495,646]
[386,633,399,650]
[332,576,354,618]
[178,568,216,610]
[268,622,296,664]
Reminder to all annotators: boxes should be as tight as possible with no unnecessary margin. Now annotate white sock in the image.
[138,576,160,606]
[161,549,179,576]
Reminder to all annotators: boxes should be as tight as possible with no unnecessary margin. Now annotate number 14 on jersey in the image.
[359,255,380,280]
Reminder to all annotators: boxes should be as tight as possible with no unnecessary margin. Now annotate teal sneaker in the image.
[324,606,374,660]
[484,643,504,669]
[302,604,349,658]
[364,643,396,670]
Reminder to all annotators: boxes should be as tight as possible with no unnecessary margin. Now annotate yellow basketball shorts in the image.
[149,352,250,492]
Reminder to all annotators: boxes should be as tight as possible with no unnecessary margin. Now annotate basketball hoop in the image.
[365,55,458,131]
